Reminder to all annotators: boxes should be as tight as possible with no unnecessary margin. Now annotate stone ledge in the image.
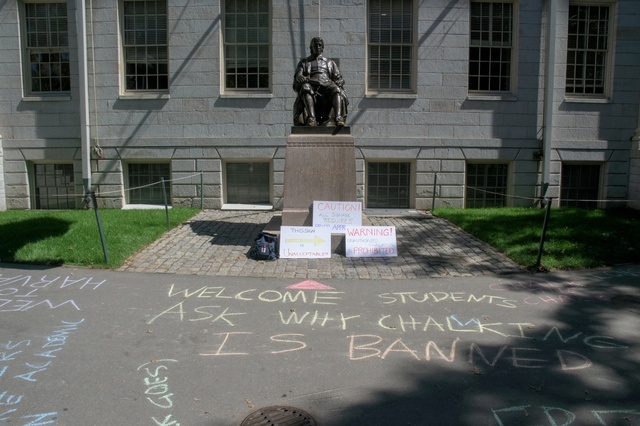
[286,141,354,147]
[290,126,351,135]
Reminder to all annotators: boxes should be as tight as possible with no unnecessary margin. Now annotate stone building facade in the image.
[1,0,639,211]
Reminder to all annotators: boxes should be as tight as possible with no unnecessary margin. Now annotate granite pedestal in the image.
[279,126,356,253]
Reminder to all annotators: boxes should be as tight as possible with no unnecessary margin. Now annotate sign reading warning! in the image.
[279,226,332,258]
[345,226,397,257]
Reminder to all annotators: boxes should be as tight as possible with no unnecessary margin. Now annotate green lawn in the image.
[434,207,640,270]
[1,207,638,271]
[0,208,200,268]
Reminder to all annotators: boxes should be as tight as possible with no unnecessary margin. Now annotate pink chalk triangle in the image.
[287,280,336,290]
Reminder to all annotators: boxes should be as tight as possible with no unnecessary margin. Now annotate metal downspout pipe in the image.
[541,0,558,201]
[76,0,92,203]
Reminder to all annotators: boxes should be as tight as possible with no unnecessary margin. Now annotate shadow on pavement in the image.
[329,267,640,425]
[188,214,266,246]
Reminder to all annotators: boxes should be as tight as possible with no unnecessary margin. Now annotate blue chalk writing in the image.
[449,315,481,327]
[21,412,57,425]
[0,319,83,422]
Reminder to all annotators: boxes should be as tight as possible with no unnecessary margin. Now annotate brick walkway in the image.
[117,210,524,279]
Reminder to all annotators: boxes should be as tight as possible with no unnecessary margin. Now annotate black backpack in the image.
[250,232,279,261]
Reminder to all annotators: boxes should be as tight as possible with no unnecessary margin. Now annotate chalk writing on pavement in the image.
[0,318,84,424]
[0,274,107,312]
[137,359,182,426]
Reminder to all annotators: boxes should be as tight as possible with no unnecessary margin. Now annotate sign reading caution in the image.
[313,201,362,233]
[279,226,332,258]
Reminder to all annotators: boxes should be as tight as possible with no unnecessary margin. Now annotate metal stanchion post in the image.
[200,172,204,209]
[161,178,170,230]
[91,192,110,264]
[535,197,553,270]
[432,173,438,211]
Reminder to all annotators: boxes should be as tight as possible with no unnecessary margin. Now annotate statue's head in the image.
[309,37,324,55]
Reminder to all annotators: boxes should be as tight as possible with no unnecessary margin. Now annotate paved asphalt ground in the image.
[1,210,639,426]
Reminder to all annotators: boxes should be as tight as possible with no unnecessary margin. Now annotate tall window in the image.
[223,0,271,91]
[122,0,168,92]
[22,2,70,95]
[469,1,514,93]
[367,162,411,208]
[466,163,508,208]
[33,163,75,209]
[368,0,414,92]
[566,4,611,96]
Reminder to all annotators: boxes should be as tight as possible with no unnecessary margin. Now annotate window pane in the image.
[123,0,169,91]
[468,1,513,92]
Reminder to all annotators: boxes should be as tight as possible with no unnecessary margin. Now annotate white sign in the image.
[313,201,362,233]
[345,226,397,257]
[279,226,332,258]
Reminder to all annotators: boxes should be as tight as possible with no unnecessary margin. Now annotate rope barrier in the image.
[44,171,205,198]
[465,185,632,204]
[42,173,634,205]
[465,186,540,202]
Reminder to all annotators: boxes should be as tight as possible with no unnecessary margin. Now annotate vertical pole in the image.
[77,0,92,199]
[541,0,558,199]
[91,192,109,264]
[161,178,170,230]
[431,173,438,211]
[200,172,204,210]
[536,197,553,270]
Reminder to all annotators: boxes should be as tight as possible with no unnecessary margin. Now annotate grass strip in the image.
[434,207,640,270]
[0,208,200,268]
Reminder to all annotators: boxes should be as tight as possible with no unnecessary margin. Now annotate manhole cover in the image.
[240,405,317,426]
[611,295,640,313]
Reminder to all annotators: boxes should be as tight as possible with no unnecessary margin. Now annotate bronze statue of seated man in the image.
[293,37,348,127]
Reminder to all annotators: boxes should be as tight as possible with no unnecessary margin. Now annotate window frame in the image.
[125,161,172,206]
[560,162,603,209]
[465,162,511,208]
[223,160,272,206]
[19,1,71,99]
[31,162,77,210]
[467,0,519,97]
[119,0,170,96]
[564,1,616,101]
[366,0,417,96]
[365,161,413,209]
[221,0,272,95]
